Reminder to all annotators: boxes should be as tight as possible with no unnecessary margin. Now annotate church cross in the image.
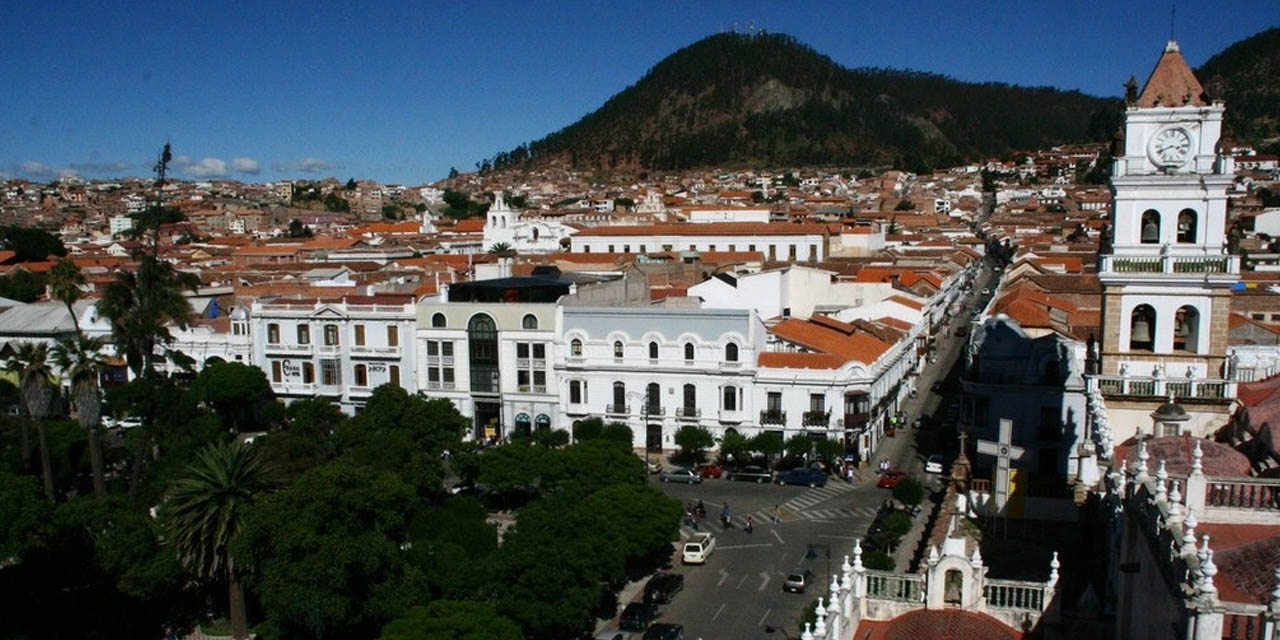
[976,419,1026,514]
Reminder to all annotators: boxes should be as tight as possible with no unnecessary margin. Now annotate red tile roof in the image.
[1114,435,1251,478]
[855,609,1021,640]
[768,317,893,366]
[1137,41,1207,108]
[1197,523,1280,605]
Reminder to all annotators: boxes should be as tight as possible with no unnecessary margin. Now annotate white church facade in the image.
[482,193,577,253]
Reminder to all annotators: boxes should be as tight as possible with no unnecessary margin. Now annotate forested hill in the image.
[1197,26,1280,152]
[488,32,1120,173]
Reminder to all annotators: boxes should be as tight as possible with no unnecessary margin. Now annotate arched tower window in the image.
[684,342,695,361]
[1129,305,1156,351]
[725,342,739,362]
[522,314,538,329]
[431,312,446,328]
[1177,209,1198,244]
[648,341,659,360]
[1140,209,1161,244]
[570,338,583,357]
[1174,305,1202,353]
[613,340,624,359]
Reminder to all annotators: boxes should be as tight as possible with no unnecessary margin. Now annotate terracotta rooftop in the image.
[768,317,893,365]
[1196,523,1280,605]
[1114,435,1251,478]
[1136,40,1208,108]
[854,609,1021,640]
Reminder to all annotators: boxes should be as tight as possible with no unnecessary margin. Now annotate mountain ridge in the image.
[486,32,1120,173]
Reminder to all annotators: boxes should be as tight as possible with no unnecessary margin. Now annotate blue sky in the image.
[2,1,1275,185]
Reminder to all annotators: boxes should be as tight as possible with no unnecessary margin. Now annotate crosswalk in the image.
[678,482,874,536]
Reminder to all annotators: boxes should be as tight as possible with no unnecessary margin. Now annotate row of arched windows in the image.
[1129,304,1202,353]
[431,312,541,330]
[591,339,739,362]
[1139,208,1198,244]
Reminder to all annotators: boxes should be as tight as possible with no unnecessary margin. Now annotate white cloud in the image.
[68,161,131,173]
[274,157,340,173]
[19,161,55,178]
[181,157,229,179]
[232,157,261,174]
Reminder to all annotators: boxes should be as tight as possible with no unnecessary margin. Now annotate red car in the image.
[695,463,723,479]
[877,470,906,489]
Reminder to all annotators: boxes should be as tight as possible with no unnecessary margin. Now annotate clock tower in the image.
[1095,40,1240,442]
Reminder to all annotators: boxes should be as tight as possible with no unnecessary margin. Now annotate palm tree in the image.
[52,335,108,498]
[6,341,55,500]
[96,255,200,377]
[47,258,85,334]
[165,440,272,640]
[488,242,513,254]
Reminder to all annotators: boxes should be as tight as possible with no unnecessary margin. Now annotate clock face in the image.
[1149,127,1193,166]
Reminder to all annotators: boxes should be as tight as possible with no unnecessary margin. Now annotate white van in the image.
[682,532,715,565]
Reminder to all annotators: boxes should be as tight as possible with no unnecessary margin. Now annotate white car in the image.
[925,454,944,474]
[104,416,143,430]
[682,532,716,565]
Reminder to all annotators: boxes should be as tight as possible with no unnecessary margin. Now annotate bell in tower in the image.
[1141,218,1159,243]
[1131,317,1152,343]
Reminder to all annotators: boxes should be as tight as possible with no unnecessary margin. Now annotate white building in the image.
[483,193,577,254]
[109,214,134,236]
[251,295,417,413]
[557,306,764,453]
[570,222,833,262]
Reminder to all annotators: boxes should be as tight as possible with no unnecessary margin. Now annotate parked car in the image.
[660,468,702,484]
[682,532,715,565]
[595,632,634,640]
[925,454,944,474]
[877,470,907,489]
[727,465,772,483]
[647,460,663,474]
[694,463,723,479]
[619,603,658,631]
[777,467,827,488]
[643,573,685,605]
[783,568,815,593]
[642,623,684,640]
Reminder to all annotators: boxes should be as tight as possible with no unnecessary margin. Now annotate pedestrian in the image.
[696,499,706,518]
[773,504,782,524]
[745,515,753,534]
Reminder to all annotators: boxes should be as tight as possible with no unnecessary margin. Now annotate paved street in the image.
[597,264,1000,639]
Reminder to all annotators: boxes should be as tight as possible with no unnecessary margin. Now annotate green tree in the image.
[287,219,313,238]
[336,386,468,496]
[163,440,273,640]
[0,226,67,262]
[813,437,844,463]
[378,601,522,640]
[51,335,109,498]
[0,267,45,302]
[0,470,51,562]
[256,397,343,480]
[97,256,200,377]
[784,434,814,460]
[345,178,358,190]
[673,425,714,461]
[47,259,85,334]
[862,550,894,571]
[894,199,915,211]
[571,417,603,442]
[613,197,634,209]
[487,242,513,254]
[191,361,278,433]
[7,341,55,500]
[718,430,749,464]
[882,511,912,538]
[749,431,783,464]
[893,476,924,509]
[234,460,421,640]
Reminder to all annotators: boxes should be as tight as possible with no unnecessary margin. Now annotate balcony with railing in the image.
[424,380,457,391]
[271,382,315,395]
[348,385,373,396]
[517,384,549,394]
[265,342,312,355]
[676,406,701,420]
[315,344,341,356]
[760,410,787,425]
[606,403,630,416]
[351,344,400,357]
[1099,254,1239,276]
[984,579,1047,611]
[864,570,923,603]
[641,404,665,418]
[803,410,831,427]
[1092,375,1234,401]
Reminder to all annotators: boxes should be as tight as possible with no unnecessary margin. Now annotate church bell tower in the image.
[1096,40,1240,440]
